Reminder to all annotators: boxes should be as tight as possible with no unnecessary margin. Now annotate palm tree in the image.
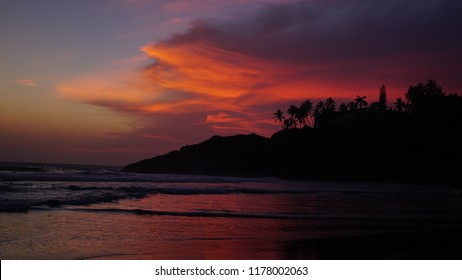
[404,102,412,113]
[273,109,285,127]
[300,99,313,114]
[313,101,325,118]
[339,103,348,112]
[283,117,296,129]
[354,95,368,109]
[325,97,336,112]
[347,101,356,110]
[295,106,308,128]
[287,105,299,128]
[393,97,405,112]
[300,99,313,127]
[287,105,298,118]
[379,84,387,109]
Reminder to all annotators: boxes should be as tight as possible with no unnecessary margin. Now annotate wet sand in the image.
[2,209,461,260]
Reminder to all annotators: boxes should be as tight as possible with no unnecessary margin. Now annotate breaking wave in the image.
[0,182,314,213]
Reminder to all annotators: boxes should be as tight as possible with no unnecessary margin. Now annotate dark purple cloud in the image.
[173,0,462,60]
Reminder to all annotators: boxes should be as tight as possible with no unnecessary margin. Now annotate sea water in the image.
[1,162,461,259]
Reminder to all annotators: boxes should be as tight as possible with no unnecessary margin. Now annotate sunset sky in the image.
[1,0,461,166]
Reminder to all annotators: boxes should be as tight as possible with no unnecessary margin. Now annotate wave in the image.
[31,206,419,221]
[1,183,307,194]
[0,166,45,172]
[34,207,314,220]
[0,169,278,184]
[4,179,422,213]
[0,182,313,213]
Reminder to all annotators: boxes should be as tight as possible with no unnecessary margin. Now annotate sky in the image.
[1,0,461,166]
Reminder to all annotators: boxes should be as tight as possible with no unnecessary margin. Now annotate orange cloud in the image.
[139,39,331,115]
[205,112,240,124]
[139,37,373,135]
[141,43,281,99]
[55,58,170,111]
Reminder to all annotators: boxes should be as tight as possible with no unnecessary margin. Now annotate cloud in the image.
[14,79,38,87]
[161,0,301,13]
[142,0,462,102]
[141,42,287,99]
[204,111,276,135]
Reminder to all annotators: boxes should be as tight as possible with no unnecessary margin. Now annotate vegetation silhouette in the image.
[124,79,462,183]
[393,97,405,112]
[378,84,387,110]
[354,95,368,109]
[271,79,462,182]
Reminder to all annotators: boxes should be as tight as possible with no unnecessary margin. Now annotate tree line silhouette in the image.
[273,79,455,129]
[268,79,462,182]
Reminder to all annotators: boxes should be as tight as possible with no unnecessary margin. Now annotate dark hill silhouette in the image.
[123,115,461,182]
[123,80,462,183]
[123,134,272,177]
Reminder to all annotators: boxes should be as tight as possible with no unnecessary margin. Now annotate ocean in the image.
[1,162,462,259]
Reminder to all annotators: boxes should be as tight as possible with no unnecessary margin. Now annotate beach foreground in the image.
[1,163,462,260]
[2,210,462,260]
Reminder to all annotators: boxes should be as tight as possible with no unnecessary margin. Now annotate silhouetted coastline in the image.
[123,80,462,184]
[123,133,272,177]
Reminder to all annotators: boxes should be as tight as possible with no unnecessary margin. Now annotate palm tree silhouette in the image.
[287,105,298,128]
[300,99,313,127]
[339,103,348,112]
[404,103,412,113]
[287,105,298,117]
[325,97,336,112]
[394,97,405,112]
[313,101,325,117]
[354,95,368,109]
[283,117,296,129]
[379,85,387,109]
[273,109,285,128]
[347,101,356,110]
